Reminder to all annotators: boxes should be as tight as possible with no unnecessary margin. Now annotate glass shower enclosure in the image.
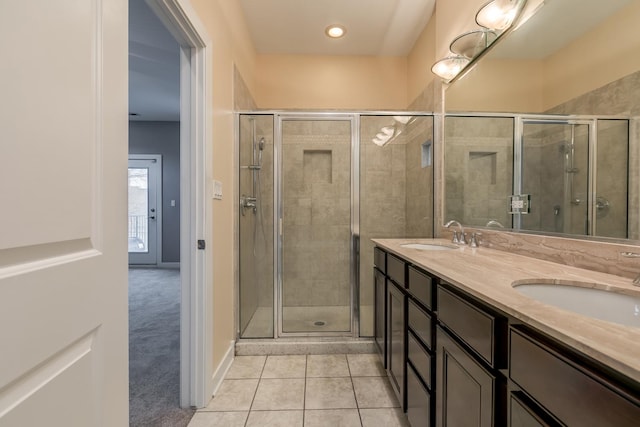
[238,112,435,339]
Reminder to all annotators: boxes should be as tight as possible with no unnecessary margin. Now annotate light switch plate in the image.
[213,180,223,200]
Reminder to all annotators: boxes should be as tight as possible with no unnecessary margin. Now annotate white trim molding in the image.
[146,0,213,409]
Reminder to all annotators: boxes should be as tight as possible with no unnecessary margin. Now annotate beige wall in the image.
[407,16,437,105]
[542,1,640,110]
[189,0,258,372]
[255,55,408,109]
[447,59,545,113]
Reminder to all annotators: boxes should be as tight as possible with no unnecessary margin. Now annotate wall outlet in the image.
[213,180,223,200]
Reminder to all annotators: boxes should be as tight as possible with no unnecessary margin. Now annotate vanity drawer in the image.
[408,266,433,311]
[407,363,431,427]
[408,330,432,390]
[408,298,433,350]
[387,253,406,287]
[510,327,640,427]
[437,285,498,367]
[374,247,386,274]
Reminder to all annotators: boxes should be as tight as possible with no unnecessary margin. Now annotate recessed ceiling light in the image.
[325,25,346,39]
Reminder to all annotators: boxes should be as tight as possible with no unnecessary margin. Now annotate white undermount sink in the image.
[400,242,458,251]
[512,280,640,328]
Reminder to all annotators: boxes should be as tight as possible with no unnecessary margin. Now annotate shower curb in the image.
[235,338,376,356]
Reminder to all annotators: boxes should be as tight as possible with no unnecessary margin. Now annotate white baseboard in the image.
[210,340,235,397]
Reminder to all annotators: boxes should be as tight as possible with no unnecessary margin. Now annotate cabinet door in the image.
[388,280,406,408]
[374,268,386,367]
[436,327,496,427]
[408,363,432,426]
[509,393,557,427]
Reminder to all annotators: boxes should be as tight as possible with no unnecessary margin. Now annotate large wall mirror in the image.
[444,0,640,242]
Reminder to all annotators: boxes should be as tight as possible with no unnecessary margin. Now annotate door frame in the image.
[128,154,163,265]
[146,0,213,408]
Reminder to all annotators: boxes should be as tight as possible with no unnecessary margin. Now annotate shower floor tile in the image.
[282,305,351,333]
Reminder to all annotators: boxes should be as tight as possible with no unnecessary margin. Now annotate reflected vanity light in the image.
[372,118,414,147]
[476,0,521,31]
[431,55,471,81]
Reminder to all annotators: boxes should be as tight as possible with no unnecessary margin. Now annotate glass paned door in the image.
[128,156,161,264]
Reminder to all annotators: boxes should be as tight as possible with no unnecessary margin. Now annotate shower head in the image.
[258,137,265,151]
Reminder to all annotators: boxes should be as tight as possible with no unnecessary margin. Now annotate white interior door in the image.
[0,1,128,426]
[128,156,162,265]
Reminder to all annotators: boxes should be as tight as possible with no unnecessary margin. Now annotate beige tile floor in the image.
[188,354,409,427]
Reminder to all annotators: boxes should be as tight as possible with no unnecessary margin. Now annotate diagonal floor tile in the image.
[360,408,409,427]
[304,409,361,427]
[352,377,399,408]
[262,355,307,378]
[252,378,306,410]
[307,354,350,377]
[246,410,304,427]
[187,411,248,427]
[347,353,385,377]
[305,377,357,409]
[202,379,258,412]
[226,356,267,379]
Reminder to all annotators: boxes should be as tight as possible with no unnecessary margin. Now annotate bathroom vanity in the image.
[373,239,640,426]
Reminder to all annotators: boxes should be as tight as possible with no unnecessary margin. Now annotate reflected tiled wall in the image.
[547,70,639,240]
[444,117,513,228]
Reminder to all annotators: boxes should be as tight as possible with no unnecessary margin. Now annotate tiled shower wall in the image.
[281,121,352,309]
[360,116,433,337]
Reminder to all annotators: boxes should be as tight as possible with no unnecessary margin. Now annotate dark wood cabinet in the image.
[509,326,640,427]
[374,268,386,367]
[374,246,640,427]
[436,326,498,427]
[388,279,406,408]
[407,362,431,427]
[509,392,557,427]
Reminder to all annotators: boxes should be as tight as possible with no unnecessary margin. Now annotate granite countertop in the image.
[373,238,640,383]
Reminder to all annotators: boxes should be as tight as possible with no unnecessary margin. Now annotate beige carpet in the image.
[129,268,194,426]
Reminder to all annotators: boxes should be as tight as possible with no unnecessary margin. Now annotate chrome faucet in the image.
[620,252,640,286]
[444,220,466,245]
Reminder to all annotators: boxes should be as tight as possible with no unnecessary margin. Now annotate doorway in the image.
[128,155,162,265]
[128,0,211,416]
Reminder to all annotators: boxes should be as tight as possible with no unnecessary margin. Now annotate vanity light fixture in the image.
[325,25,346,38]
[431,55,470,81]
[476,0,521,31]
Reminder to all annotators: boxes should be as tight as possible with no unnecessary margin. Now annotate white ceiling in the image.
[129,0,435,121]
[239,0,435,56]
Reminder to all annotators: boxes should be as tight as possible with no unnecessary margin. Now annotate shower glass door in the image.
[278,116,354,335]
[521,120,590,235]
